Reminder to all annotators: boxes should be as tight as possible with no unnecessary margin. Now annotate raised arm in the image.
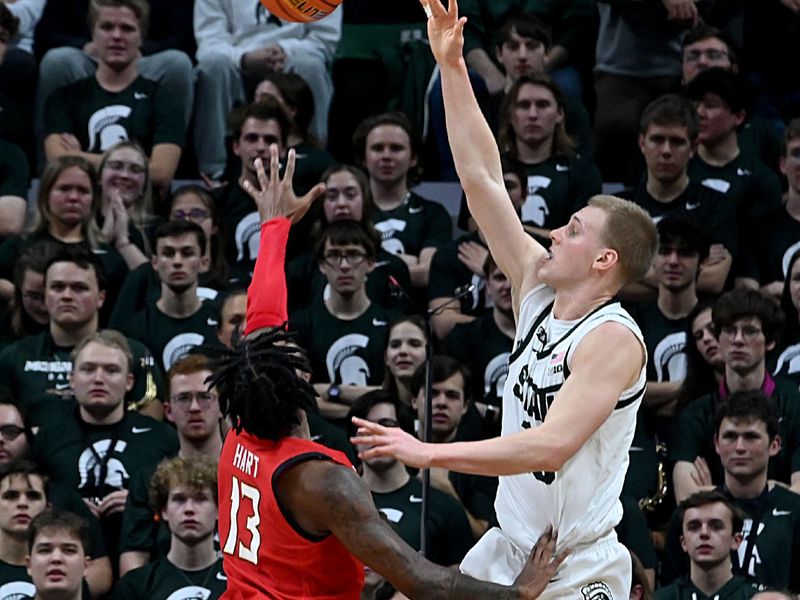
[243,145,325,334]
[425,0,545,295]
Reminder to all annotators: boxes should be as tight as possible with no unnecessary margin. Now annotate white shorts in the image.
[460,528,631,600]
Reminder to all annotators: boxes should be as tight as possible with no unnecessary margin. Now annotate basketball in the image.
[259,0,341,23]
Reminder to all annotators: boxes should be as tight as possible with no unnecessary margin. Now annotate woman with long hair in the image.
[382,314,428,412]
[96,141,159,269]
[677,301,726,411]
[0,156,127,318]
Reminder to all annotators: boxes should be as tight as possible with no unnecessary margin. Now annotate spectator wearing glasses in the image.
[118,354,223,576]
[670,289,800,502]
[109,185,232,327]
[347,390,474,567]
[290,220,399,423]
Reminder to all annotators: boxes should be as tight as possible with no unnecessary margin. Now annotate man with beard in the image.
[113,456,226,599]
[32,330,177,561]
[119,354,223,575]
[114,220,220,373]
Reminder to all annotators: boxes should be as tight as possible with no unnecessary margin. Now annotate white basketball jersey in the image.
[496,284,646,551]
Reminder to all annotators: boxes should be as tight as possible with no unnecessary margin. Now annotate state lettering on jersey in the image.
[88,105,132,151]
[235,212,261,262]
[78,439,130,492]
[736,518,764,577]
[162,333,205,372]
[512,364,560,424]
[166,586,212,600]
[374,219,408,255]
[653,332,687,383]
[0,580,35,600]
[232,443,260,478]
[326,334,371,385]
[484,353,510,399]
[522,175,553,226]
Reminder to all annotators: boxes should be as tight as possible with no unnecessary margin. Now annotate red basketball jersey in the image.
[219,430,364,599]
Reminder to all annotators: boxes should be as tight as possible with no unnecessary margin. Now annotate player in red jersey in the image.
[210,145,568,599]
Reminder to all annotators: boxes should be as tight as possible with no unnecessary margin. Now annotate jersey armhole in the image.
[272,452,337,542]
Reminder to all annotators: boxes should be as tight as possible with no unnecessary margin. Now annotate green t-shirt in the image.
[114,301,221,373]
[0,330,164,427]
[289,300,399,386]
[371,477,474,566]
[112,557,226,600]
[44,75,185,154]
[669,377,800,485]
[371,191,452,258]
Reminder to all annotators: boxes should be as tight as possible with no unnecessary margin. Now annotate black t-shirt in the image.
[427,231,488,317]
[739,206,800,285]
[0,330,164,427]
[213,182,259,281]
[289,300,398,385]
[112,557,227,600]
[44,75,185,154]
[371,191,452,258]
[0,140,29,199]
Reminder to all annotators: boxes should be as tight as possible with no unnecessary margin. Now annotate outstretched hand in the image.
[420,0,467,68]
[242,145,325,225]
[351,417,433,469]
[515,525,570,598]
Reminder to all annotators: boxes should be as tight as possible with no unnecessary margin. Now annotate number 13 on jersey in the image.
[223,475,262,564]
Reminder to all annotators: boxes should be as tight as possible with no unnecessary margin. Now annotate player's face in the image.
[695,93,744,145]
[93,6,142,70]
[217,293,247,349]
[495,29,547,80]
[691,308,723,370]
[680,503,741,567]
[234,118,284,174]
[486,267,513,315]
[385,321,426,380]
[0,474,46,535]
[510,83,563,149]
[162,484,217,545]
[539,206,608,287]
[654,242,700,291]
[152,233,207,293]
[639,124,694,186]
[363,125,417,187]
[0,405,30,467]
[101,147,147,208]
[503,172,526,215]
[414,372,467,441]
[715,417,779,479]
[166,370,221,442]
[718,316,773,375]
[45,262,104,329]
[780,139,800,194]
[20,269,49,325]
[361,403,401,472]
[48,167,94,229]
[171,192,216,250]
[682,38,733,84]
[323,171,364,222]
[71,342,133,417]
[318,241,374,296]
[26,529,87,596]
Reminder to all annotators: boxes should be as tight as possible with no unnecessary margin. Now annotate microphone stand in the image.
[389,278,476,558]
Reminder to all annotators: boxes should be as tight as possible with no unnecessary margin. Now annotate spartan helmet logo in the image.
[165,586,211,600]
[78,439,130,490]
[373,219,407,255]
[581,581,613,600]
[0,581,36,600]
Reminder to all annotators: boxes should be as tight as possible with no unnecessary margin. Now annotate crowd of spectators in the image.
[0,0,799,598]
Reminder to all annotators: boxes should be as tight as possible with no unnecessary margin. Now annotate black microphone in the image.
[429,283,476,316]
[388,275,422,313]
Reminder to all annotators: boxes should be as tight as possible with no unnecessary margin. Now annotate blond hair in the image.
[70,329,133,373]
[588,195,658,284]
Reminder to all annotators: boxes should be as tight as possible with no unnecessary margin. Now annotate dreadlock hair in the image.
[206,325,317,441]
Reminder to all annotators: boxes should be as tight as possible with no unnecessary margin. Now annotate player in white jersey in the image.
[352,0,659,597]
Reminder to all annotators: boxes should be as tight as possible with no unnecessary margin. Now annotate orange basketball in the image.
[259,0,341,23]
